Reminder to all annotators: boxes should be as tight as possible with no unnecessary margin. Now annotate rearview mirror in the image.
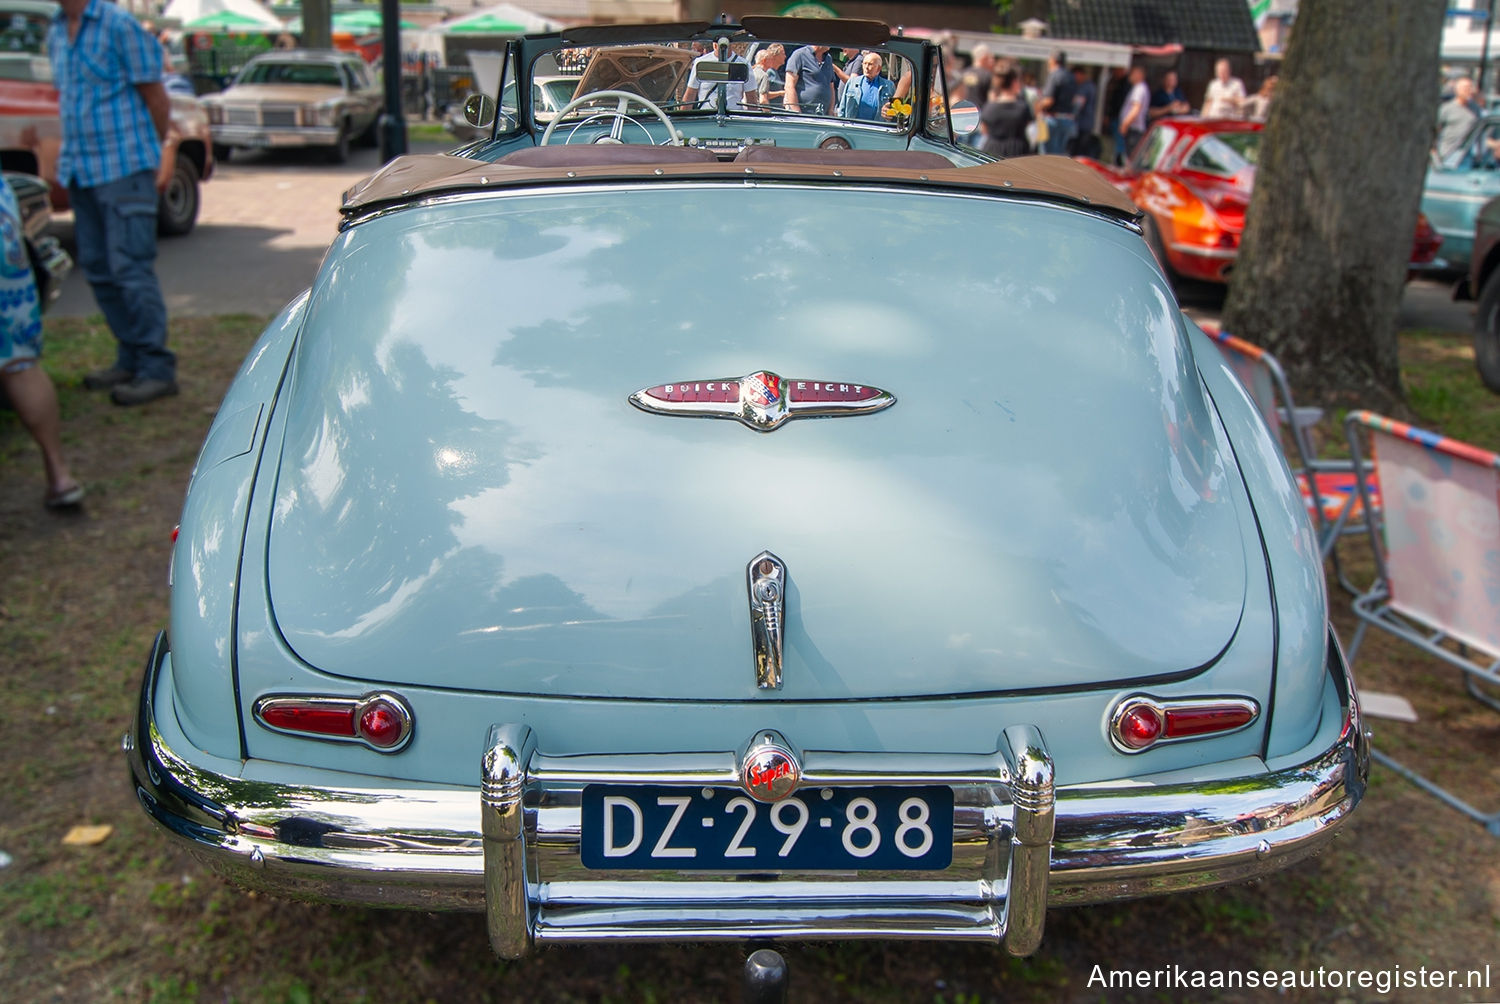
[694,60,750,83]
[464,93,497,128]
[949,101,979,137]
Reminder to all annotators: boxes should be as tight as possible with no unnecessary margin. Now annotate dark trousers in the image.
[69,170,173,382]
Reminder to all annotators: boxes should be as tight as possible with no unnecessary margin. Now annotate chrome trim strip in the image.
[340,180,1140,232]
[129,631,1366,953]
[211,125,341,147]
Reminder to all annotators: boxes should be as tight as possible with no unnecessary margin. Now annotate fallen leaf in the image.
[61,825,112,846]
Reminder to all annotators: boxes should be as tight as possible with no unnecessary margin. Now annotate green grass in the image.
[1399,328,1500,446]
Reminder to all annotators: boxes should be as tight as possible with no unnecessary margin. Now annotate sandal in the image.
[45,484,85,509]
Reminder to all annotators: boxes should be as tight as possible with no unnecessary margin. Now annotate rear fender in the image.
[1184,316,1328,759]
[167,294,308,758]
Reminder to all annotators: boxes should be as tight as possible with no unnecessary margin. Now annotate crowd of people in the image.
[946,43,1276,164]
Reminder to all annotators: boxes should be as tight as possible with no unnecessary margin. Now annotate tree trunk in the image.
[1220,0,1446,410]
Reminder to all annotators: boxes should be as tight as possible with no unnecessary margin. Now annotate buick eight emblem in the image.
[741,732,801,803]
[629,370,895,431]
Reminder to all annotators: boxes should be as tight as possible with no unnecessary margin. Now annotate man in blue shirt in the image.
[784,44,835,115]
[50,0,176,406]
[837,52,896,121]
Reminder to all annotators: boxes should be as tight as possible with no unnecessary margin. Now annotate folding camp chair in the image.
[1343,410,1500,835]
[1199,326,1377,588]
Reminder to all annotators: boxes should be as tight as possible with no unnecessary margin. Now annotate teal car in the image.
[1422,114,1500,272]
[127,18,1366,963]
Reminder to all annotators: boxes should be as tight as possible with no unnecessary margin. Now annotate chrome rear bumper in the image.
[128,633,1367,957]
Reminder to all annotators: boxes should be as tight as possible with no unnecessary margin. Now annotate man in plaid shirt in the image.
[50,0,176,406]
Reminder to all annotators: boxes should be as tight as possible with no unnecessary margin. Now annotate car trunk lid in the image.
[264,184,1249,701]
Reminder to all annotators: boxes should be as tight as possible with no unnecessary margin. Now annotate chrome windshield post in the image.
[482,723,538,958]
[1000,724,1054,956]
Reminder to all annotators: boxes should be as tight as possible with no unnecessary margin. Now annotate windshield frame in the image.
[493,19,938,142]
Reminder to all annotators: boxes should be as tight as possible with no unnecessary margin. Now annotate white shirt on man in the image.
[1202,77,1246,119]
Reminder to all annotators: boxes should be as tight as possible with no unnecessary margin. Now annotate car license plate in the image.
[580,784,953,870]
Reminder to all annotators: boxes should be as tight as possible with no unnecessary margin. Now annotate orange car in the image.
[1078,117,1442,285]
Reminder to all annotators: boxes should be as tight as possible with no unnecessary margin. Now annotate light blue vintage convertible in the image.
[127,18,1366,963]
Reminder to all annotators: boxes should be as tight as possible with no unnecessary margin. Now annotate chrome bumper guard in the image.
[128,634,1367,958]
[212,125,341,148]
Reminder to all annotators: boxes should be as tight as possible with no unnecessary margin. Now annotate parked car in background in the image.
[1464,193,1500,392]
[1423,115,1500,273]
[128,18,1365,964]
[1083,117,1444,285]
[445,74,579,142]
[0,0,213,235]
[200,49,382,164]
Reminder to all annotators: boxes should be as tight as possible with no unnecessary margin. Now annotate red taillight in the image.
[358,701,406,748]
[259,703,356,738]
[254,693,413,752]
[1116,703,1164,749]
[170,524,180,542]
[1111,696,1259,753]
[1164,704,1256,738]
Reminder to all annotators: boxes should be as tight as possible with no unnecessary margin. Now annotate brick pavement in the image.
[49,138,450,319]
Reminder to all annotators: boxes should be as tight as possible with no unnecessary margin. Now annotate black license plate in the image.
[580,784,953,871]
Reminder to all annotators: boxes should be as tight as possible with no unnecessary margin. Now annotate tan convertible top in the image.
[340,149,1140,219]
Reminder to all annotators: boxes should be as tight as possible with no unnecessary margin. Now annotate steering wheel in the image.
[540,89,683,146]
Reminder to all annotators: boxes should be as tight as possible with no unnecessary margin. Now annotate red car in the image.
[1079,117,1443,284]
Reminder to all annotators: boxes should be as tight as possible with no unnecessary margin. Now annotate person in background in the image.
[1149,69,1191,121]
[1035,50,1076,155]
[1436,75,1482,159]
[751,44,785,107]
[965,43,995,104]
[1102,66,1130,163]
[978,68,1032,159]
[0,177,82,509]
[681,41,754,110]
[1201,58,1246,119]
[1118,65,1151,162]
[833,47,861,87]
[1243,74,1276,122]
[837,50,896,121]
[49,0,176,407]
[1069,64,1099,156]
[784,43,836,115]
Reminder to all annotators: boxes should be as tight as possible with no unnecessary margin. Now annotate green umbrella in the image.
[446,13,528,34]
[183,10,274,32]
[333,10,405,31]
[283,12,415,33]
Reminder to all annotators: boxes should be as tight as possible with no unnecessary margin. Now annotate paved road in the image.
[1175,275,1472,334]
[48,138,451,319]
[48,149,1479,337]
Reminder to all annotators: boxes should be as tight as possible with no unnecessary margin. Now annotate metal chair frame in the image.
[1343,410,1500,836]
